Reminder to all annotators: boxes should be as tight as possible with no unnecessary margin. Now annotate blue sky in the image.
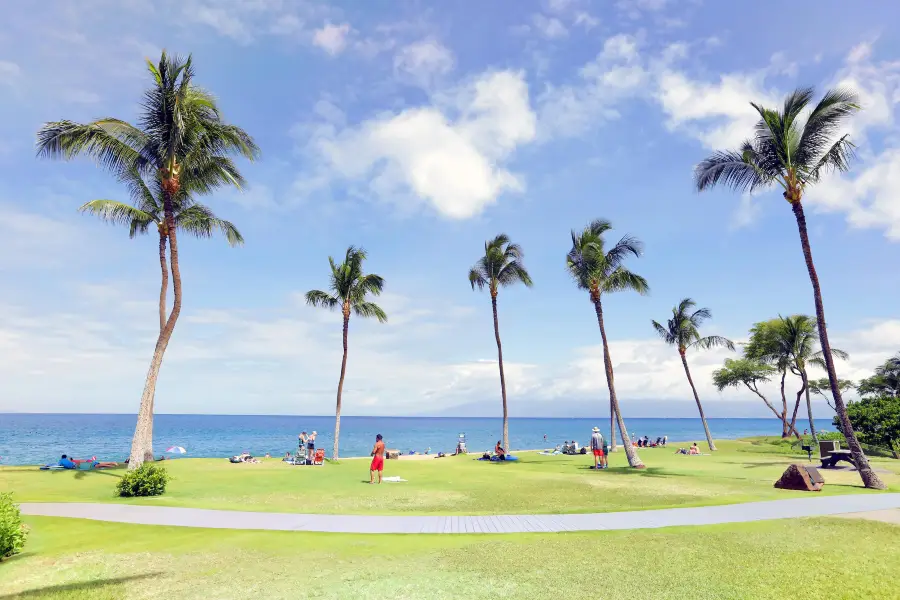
[1,0,899,417]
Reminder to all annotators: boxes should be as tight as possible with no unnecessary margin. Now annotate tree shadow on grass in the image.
[574,466,688,479]
[0,573,161,599]
[72,469,123,481]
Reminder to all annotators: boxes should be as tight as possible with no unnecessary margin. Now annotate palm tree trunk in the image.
[143,231,169,464]
[128,192,182,470]
[594,299,643,468]
[680,350,716,451]
[333,312,350,460]
[779,370,789,438]
[491,294,510,453]
[609,397,617,453]
[792,200,885,489]
[801,368,818,444]
[790,383,803,440]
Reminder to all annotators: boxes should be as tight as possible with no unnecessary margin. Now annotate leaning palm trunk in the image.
[594,299,643,468]
[792,201,884,489]
[128,193,182,469]
[680,351,716,451]
[143,230,170,463]
[801,368,818,444]
[609,400,617,453]
[492,294,510,453]
[332,310,350,460]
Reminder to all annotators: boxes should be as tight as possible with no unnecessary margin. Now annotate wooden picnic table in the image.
[821,449,856,469]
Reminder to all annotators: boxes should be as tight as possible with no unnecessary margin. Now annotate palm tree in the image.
[776,315,848,444]
[652,298,734,451]
[747,316,847,444]
[694,87,886,489]
[37,51,259,469]
[566,219,647,468]
[79,167,243,461]
[468,234,533,453]
[306,247,387,460]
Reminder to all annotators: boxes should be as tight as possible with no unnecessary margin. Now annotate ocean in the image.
[0,414,832,466]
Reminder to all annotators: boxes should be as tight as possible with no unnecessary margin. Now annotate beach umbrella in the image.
[165,446,187,454]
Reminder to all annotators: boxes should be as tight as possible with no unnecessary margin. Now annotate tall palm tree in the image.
[79,167,243,461]
[306,246,387,460]
[566,219,647,468]
[37,51,259,469]
[652,298,734,451]
[694,87,886,489]
[468,234,533,453]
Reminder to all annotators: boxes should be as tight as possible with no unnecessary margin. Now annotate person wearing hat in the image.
[590,426,606,469]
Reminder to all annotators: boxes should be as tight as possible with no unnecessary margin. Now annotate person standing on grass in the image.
[591,427,606,469]
[370,434,385,484]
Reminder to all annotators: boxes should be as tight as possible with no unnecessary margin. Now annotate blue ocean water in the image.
[0,414,832,466]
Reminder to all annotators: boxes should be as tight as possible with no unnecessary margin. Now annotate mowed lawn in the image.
[1,516,899,600]
[3,439,898,515]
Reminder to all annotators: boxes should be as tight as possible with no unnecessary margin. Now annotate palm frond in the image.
[36,119,149,176]
[78,200,156,237]
[692,335,735,352]
[651,319,676,345]
[807,134,856,181]
[497,261,533,288]
[353,300,388,323]
[693,147,769,193]
[602,268,649,295]
[796,87,859,168]
[469,267,488,291]
[305,290,340,311]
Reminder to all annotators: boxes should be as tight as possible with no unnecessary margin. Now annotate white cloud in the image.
[531,14,569,39]
[5,275,893,416]
[299,70,537,219]
[805,149,900,240]
[312,22,352,55]
[573,12,600,29]
[537,34,648,138]
[393,39,454,86]
[730,194,762,230]
[0,206,81,268]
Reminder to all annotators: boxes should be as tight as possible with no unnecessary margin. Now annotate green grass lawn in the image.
[3,439,898,516]
[3,438,899,599]
[2,516,898,600]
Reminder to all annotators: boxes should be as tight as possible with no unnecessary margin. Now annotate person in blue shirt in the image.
[58,454,117,469]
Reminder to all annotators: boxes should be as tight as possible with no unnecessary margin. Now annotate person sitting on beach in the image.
[675,448,688,455]
[284,452,292,462]
[58,454,117,469]
[689,443,700,455]
[494,441,506,460]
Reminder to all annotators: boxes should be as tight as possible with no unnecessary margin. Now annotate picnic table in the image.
[820,449,856,469]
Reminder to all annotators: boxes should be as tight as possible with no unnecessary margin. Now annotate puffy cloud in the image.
[299,70,537,219]
[312,22,352,55]
[393,38,454,86]
[537,34,649,138]
[531,14,569,39]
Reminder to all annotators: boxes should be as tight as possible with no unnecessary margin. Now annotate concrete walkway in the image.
[21,494,900,534]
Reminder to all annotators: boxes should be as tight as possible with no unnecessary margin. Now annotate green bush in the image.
[0,492,28,561]
[116,463,170,497]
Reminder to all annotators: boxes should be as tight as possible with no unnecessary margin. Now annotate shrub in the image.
[0,493,28,561]
[116,463,170,497]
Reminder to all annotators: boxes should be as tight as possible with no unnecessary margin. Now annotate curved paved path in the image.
[21,494,900,534]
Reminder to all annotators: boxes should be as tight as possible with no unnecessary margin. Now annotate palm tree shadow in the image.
[575,466,687,479]
[0,573,161,599]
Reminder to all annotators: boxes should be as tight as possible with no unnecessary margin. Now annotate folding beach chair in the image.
[312,449,325,465]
